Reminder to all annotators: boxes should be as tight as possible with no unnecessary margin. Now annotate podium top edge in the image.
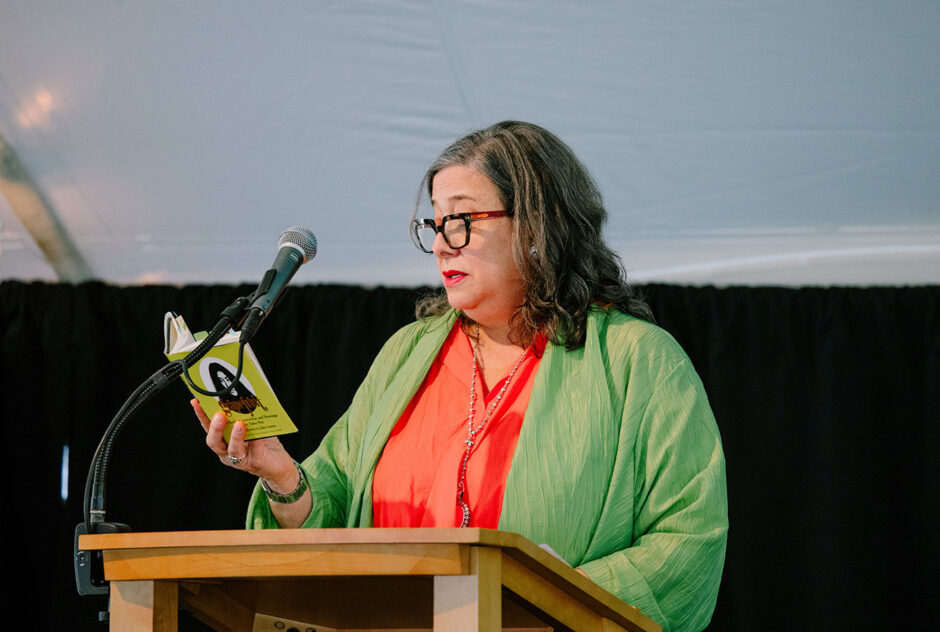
[78,527,518,550]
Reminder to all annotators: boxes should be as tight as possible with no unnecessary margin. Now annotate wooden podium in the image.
[79,528,661,632]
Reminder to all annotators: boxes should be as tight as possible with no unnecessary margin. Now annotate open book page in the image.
[164,312,298,442]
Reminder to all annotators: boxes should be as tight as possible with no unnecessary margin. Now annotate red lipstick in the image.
[441,269,467,287]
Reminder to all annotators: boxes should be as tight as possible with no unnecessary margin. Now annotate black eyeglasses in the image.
[411,210,509,253]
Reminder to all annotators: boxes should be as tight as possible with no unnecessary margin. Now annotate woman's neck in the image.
[471,317,523,349]
[470,321,531,393]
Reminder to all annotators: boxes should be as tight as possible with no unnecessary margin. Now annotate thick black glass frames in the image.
[412,210,509,253]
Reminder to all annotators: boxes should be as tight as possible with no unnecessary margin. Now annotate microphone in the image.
[240,226,317,343]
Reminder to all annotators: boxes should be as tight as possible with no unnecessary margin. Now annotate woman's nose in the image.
[431,230,456,256]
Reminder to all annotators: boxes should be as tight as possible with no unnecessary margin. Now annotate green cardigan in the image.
[247,309,728,632]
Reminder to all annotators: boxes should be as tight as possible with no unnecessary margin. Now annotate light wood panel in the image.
[433,546,502,631]
[110,580,179,632]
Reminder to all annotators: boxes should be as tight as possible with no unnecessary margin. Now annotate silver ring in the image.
[227,454,246,466]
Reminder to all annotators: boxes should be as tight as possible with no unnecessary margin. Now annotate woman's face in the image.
[430,164,526,331]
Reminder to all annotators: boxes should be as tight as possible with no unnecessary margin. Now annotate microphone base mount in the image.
[74,521,131,596]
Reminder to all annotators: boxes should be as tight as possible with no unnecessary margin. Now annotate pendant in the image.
[459,500,471,527]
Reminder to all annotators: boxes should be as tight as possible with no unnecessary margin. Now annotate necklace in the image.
[456,324,530,527]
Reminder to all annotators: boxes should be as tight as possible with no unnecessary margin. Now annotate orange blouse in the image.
[372,322,545,528]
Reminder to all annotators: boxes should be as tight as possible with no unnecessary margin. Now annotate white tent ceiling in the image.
[1,1,938,287]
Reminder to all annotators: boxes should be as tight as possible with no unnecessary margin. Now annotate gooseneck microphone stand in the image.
[73,293,253,604]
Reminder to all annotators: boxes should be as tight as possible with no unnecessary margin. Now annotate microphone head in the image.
[278,226,318,263]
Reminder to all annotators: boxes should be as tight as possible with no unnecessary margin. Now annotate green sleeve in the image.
[579,339,728,632]
[245,409,353,529]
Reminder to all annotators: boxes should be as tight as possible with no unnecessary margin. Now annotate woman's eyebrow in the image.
[431,193,478,206]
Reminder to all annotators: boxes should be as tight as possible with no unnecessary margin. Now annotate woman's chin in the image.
[446,298,479,320]
[443,289,470,311]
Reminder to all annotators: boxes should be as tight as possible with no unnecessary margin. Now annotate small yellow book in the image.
[163,312,298,442]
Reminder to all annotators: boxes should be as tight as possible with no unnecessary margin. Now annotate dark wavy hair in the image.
[413,120,653,350]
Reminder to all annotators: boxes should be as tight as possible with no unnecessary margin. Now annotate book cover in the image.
[163,312,298,442]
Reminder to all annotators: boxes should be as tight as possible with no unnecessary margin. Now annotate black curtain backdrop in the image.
[1,280,937,630]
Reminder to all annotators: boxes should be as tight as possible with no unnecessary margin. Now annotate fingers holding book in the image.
[191,398,293,481]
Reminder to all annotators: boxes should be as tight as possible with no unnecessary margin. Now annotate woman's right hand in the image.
[191,398,298,492]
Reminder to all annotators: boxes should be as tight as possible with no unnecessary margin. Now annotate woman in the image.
[194,121,728,632]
